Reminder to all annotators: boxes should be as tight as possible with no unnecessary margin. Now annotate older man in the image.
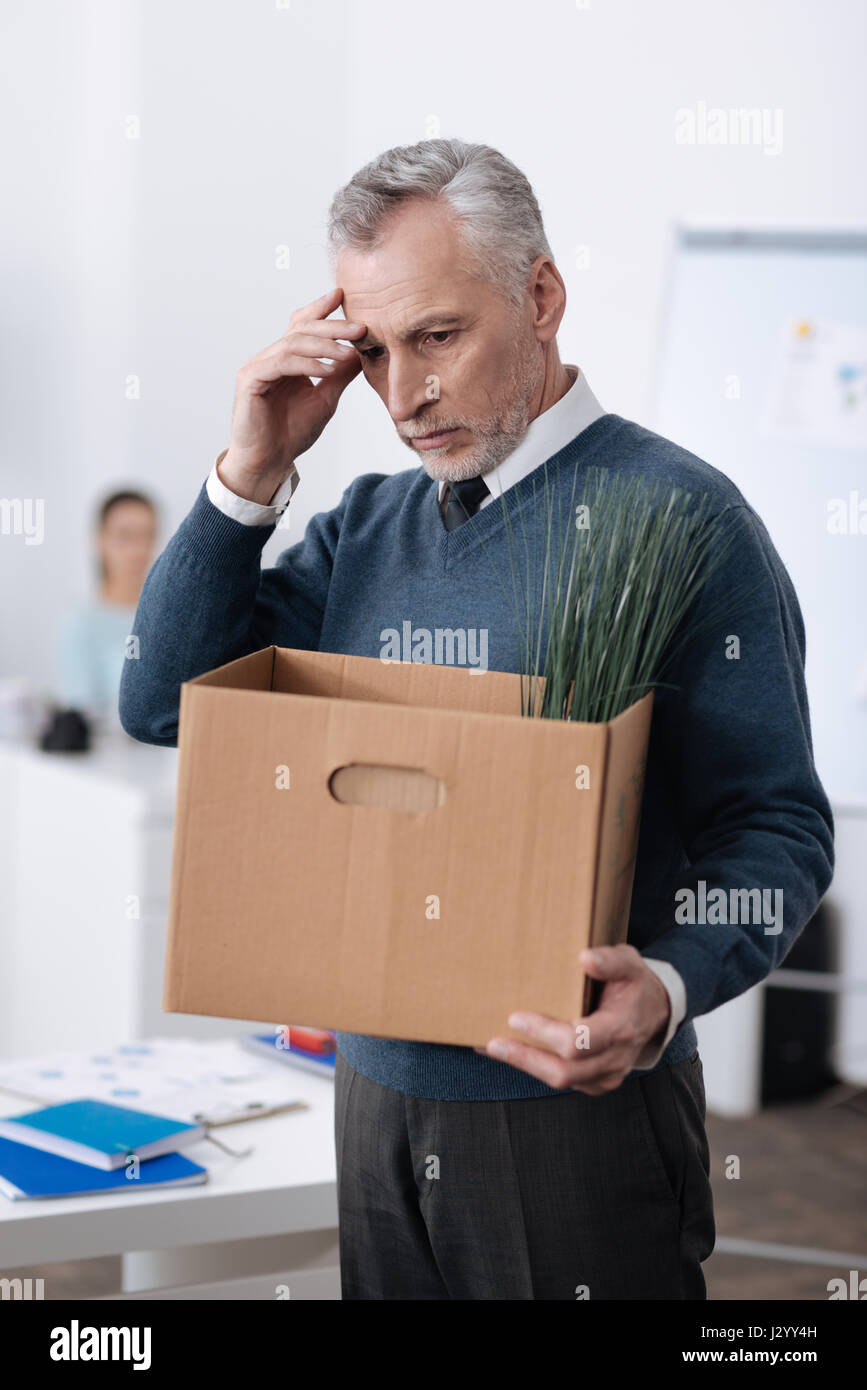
[119,138,833,1301]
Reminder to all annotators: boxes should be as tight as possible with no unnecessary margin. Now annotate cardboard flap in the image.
[186,646,276,691]
[587,691,654,964]
[272,647,527,717]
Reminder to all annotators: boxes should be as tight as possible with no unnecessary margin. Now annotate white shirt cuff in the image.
[633,959,687,1070]
[205,449,299,526]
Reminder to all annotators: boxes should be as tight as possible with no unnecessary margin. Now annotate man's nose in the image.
[386,358,433,424]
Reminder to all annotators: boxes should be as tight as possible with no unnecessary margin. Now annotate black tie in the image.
[441,475,490,532]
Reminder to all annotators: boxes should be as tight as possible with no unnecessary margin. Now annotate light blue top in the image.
[58,601,136,715]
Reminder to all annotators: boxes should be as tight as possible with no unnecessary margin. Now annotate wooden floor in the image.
[10,1086,866,1300]
[704,1082,867,1300]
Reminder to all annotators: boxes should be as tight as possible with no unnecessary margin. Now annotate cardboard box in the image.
[163,646,653,1047]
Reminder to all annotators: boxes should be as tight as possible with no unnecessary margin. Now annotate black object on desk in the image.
[40,707,91,753]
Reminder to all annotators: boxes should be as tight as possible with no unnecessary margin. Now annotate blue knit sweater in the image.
[119,414,834,1100]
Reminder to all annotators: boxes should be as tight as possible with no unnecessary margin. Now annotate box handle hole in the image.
[328,763,444,813]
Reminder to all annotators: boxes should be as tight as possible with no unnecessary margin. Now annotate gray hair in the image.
[326,138,554,312]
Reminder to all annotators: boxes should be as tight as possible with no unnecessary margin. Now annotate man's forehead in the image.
[336,206,479,322]
[338,257,473,310]
[338,268,477,343]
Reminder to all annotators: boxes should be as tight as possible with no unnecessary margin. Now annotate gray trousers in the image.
[334,1048,715,1300]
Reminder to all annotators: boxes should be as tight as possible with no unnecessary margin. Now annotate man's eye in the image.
[361,331,452,362]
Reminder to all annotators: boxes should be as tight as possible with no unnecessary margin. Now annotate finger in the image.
[245,356,337,384]
[248,322,365,374]
[484,1038,579,1090]
[568,1010,618,1053]
[486,1038,631,1090]
[286,286,343,331]
[510,1009,617,1057]
[287,287,366,337]
[507,1011,582,1060]
[285,318,367,343]
[313,351,364,403]
[243,331,361,379]
[561,1052,632,1084]
[240,345,355,388]
[580,944,642,979]
[278,331,361,362]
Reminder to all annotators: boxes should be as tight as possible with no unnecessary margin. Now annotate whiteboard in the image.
[653,227,867,806]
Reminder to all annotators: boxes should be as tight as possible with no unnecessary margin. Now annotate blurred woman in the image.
[58,490,159,725]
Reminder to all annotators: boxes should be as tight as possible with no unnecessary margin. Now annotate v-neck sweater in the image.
[119,413,834,1100]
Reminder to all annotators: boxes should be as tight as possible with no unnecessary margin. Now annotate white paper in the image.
[759,318,867,450]
[0,1038,292,1122]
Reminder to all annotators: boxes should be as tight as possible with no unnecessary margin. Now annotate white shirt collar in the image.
[437,364,605,505]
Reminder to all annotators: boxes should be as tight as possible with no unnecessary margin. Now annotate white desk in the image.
[0,734,273,1057]
[0,1039,340,1299]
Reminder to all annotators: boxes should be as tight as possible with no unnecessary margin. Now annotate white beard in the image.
[407,331,543,485]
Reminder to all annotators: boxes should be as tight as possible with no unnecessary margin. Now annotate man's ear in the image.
[529,256,567,342]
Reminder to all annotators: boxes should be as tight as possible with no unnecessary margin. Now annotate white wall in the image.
[0,0,353,693]
[2,0,866,694]
[344,0,867,425]
[0,1,89,691]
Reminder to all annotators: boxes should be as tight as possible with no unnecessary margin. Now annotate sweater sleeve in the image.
[118,479,348,746]
[638,503,835,1021]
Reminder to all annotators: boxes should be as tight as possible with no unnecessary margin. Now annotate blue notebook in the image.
[241,1033,337,1079]
[0,1135,207,1201]
[0,1099,205,1171]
